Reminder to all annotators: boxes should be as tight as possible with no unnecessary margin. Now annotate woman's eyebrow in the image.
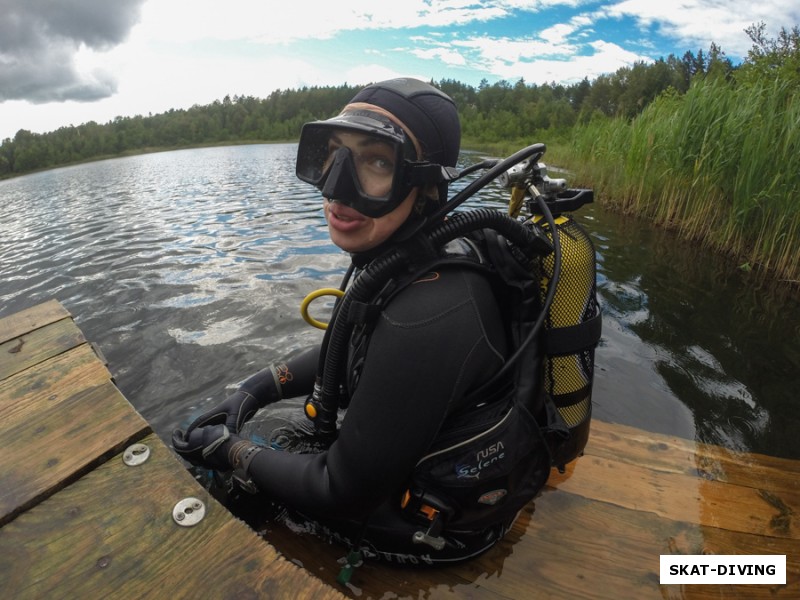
[355,137,393,150]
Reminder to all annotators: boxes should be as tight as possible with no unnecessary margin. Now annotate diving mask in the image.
[296,110,448,218]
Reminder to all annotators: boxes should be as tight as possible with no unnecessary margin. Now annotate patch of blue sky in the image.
[594,13,681,60]
[252,4,654,88]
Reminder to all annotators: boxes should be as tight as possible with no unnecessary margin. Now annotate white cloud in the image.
[412,47,469,66]
[477,39,648,84]
[137,0,509,45]
[452,34,579,70]
[336,64,407,87]
[599,0,800,57]
[540,23,580,45]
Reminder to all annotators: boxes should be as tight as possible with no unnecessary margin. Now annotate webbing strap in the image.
[544,309,602,356]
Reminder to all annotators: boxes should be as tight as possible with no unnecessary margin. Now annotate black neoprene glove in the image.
[171,424,238,471]
[185,366,283,435]
[183,346,320,435]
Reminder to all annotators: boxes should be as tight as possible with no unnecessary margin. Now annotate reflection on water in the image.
[1,144,799,461]
[585,205,800,458]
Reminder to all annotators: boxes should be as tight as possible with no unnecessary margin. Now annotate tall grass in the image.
[550,77,800,284]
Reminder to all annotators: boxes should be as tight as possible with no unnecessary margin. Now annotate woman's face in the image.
[324,188,417,254]
[322,109,421,253]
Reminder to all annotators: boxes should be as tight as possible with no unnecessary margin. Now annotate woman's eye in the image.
[362,149,395,173]
[373,156,393,171]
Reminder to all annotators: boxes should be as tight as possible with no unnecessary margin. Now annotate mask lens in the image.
[296,126,335,185]
[333,131,397,199]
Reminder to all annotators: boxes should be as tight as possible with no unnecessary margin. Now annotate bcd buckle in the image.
[401,488,454,551]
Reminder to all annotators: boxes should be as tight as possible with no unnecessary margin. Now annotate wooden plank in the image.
[0,343,150,525]
[0,316,86,381]
[0,342,110,410]
[0,433,344,600]
[0,299,71,345]
[246,491,668,598]
[587,420,800,494]
[265,517,479,596]
[474,494,672,599]
[548,452,800,539]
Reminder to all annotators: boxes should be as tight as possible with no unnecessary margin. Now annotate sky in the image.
[1,0,799,141]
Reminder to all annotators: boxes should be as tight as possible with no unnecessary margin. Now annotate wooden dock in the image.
[0,300,344,600]
[1,300,798,598]
[260,424,800,598]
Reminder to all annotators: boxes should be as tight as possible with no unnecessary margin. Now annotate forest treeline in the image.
[2,23,798,282]
[0,35,741,177]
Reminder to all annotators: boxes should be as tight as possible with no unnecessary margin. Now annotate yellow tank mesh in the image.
[557,397,592,427]
[537,218,597,426]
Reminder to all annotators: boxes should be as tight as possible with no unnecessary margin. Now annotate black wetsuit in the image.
[243,258,513,562]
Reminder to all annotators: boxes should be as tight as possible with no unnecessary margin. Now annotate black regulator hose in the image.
[313,262,355,377]
[307,207,553,434]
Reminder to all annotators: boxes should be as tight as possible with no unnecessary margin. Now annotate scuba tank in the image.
[503,160,601,469]
[535,214,599,467]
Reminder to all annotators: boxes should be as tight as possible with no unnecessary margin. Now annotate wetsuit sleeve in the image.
[272,344,319,399]
[245,267,507,517]
[235,345,319,402]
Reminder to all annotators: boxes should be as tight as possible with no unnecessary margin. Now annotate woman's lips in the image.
[327,201,366,232]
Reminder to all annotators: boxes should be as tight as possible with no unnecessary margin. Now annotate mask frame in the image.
[296,110,447,218]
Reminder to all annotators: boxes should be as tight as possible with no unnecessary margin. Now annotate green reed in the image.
[549,77,800,284]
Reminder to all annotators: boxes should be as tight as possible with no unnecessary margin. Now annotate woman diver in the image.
[172,77,558,567]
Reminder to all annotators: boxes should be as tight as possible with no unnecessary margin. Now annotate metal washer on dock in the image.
[173,497,206,526]
[122,443,150,466]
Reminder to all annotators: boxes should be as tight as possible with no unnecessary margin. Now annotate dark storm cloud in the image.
[0,0,145,103]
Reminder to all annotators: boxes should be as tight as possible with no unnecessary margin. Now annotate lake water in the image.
[2,144,798,459]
